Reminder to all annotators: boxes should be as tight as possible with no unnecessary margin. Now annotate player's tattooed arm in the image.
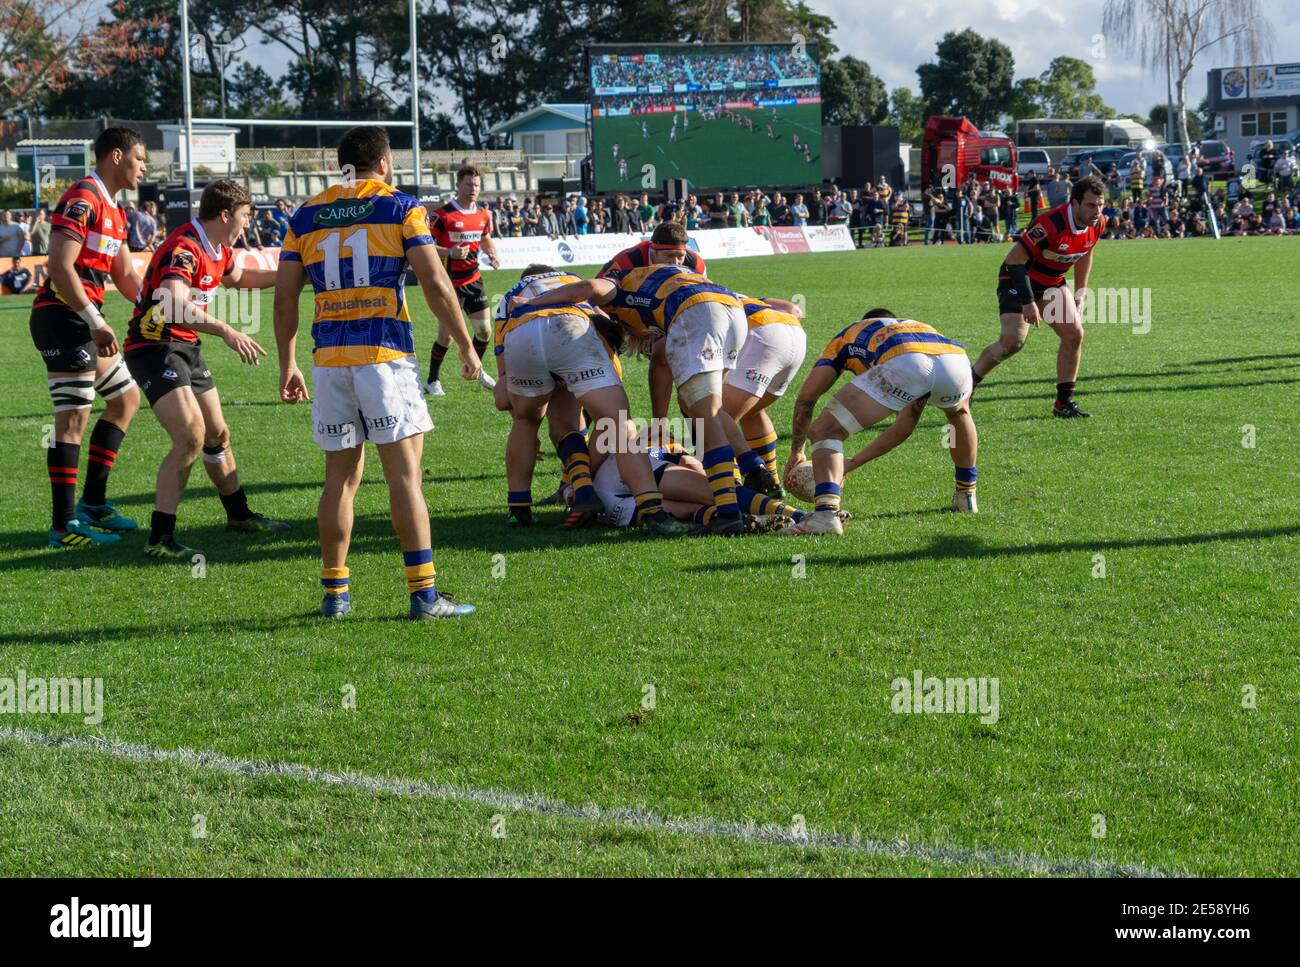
[788,365,837,461]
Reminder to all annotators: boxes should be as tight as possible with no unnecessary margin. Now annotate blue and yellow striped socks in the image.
[403,549,436,604]
[634,490,666,523]
[814,481,841,514]
[746,429,780,477]
[703,445,741,518]
[955,466,977,494]
[321,566,350,604]
[557,432,596,504]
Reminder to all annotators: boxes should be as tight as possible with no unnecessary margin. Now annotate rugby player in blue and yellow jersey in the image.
[510,264,753,536]
[273,126,482,619]
[723,295,807,497]
[496,266,689,535]
[782,308,979,535]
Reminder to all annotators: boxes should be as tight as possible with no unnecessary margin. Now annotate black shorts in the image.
[30,303,97,373]
[997,277,1066,316]
[125,341,215,407]
[454,279,488,315]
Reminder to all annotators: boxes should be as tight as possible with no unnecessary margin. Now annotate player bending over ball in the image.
[783,309,978,536]
[971,175,1106,418]
[497,266,689,535]
[275,126,482,620]
[511,264,755,536]
[125,180,288,558]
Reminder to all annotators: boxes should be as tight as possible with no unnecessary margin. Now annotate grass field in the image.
[593,104,822,192]
[1,238,1297,876]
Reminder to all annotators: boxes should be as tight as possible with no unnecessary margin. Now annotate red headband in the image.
[650,243,687,252]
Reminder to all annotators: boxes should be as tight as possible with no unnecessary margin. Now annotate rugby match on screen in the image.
[0,0,1294,932]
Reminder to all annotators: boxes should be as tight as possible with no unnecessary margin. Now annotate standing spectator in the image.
[29,208,50,255]
[1,255,33,293]
[752,198,771,226]
[1257,140,1277,184]
[888,192,910,245]
[1147,176,1169,234]
[1275,150,1295,192]
[999,187,1019,239]
[806,190,824,225]
[0,210,30,258]
[925,186,949,244]
[610,194,631,234]
[790,193,809,226]
[1106,164,1122,200]
[1045,169,1071,208]
[127,200,158,252]
[770,191,790,225]
[1077,155,1103,180]
[636,192,655,230]
[573,195,589,234]
[539,203,559,235]
[1175,155,1191,197]
[522,198,540,235]
[1025,171,1042,217]
[1129,155,1146,202]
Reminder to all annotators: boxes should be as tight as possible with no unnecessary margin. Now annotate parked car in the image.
[1017,148,1051,179]
[1190,139,1235,176]
[1060,147,1129,178]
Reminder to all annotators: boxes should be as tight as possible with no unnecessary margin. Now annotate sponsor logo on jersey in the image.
[745,367,770,385]
[313,199,375,227]
[162,369,178,380]
[170,250,198,273]
[622,294,653,307]
[64,200,92,226]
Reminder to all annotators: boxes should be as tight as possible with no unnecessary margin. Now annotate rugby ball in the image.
[784,460,816,502]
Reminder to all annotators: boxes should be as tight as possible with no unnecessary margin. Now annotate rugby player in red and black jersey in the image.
[971,175,1106,418]
[424,164,500,397]
[31,127,146,548]
[125,179,287,558]
[596,221,707,421]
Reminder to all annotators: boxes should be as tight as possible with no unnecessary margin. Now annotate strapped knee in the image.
[94,358,135,400]
[823,399,862,436]
[49,375,95,413]
[677,371,722,408]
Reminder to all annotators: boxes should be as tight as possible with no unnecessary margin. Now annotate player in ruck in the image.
[596,221,707,422]
[424,165,500,398]
[30,126,146,548]
[124,179,287,558]
[971,175,1106,418]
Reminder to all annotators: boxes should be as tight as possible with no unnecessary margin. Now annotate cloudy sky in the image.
[814,0,1299,116]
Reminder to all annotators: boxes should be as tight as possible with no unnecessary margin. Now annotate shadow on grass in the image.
[684,523,1300,572]
[981,354,1300,388]
[972,374,1300,405]
[0,507,646,575]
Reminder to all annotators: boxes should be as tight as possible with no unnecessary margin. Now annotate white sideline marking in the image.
[0,726,1174,877]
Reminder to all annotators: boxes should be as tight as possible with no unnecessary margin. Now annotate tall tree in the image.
[1101,0,1272,149]
[916,29,1015,129]
[1,0,163,117]
[821,55,887,126]
[1009,56,1114,120]
[888,87,925,143]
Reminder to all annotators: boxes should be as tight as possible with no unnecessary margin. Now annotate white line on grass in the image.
[0,726,1175,877]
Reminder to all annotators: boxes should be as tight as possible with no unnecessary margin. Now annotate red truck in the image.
[921,116,1019,192]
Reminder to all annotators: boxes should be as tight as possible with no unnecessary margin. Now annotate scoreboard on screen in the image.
[585,42,823,194]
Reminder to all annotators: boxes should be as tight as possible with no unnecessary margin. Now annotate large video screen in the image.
[587,43,822,194]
